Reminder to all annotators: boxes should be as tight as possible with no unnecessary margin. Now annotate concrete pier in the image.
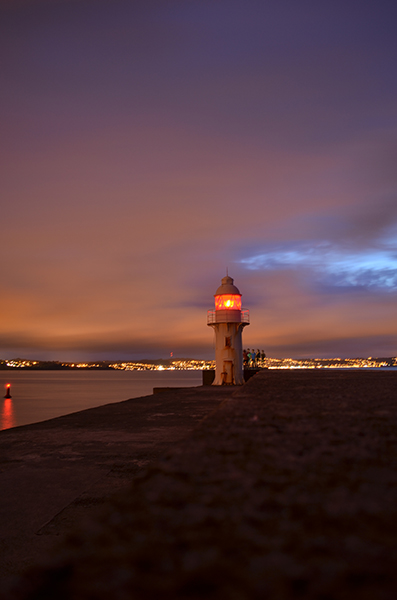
[2,370,397,599]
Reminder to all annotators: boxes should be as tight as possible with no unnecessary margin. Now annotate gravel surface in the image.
[3,370,397,599]
[0,386,229,586]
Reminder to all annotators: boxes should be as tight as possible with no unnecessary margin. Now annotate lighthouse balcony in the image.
[207,309,250,325]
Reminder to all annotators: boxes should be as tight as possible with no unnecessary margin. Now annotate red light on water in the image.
[1,397,15,430]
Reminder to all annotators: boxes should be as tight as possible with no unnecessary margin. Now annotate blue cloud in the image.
[239,241,397,291]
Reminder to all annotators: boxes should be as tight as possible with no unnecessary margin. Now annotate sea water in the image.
[0,370,202,431]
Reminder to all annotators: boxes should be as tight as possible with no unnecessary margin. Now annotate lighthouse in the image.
[207,274,250,385]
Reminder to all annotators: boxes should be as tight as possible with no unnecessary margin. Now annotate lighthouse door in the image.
[222,360,234,385]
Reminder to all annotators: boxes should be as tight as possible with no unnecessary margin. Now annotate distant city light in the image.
[1,357,395,371]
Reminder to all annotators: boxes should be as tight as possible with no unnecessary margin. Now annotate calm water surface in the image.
[0,370,202,431]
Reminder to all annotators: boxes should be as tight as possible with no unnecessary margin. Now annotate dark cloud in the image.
[266,334,397,359]
[344,197,397,245]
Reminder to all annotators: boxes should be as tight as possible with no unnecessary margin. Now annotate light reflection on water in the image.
[0,370,202,431]
[1,398,15,430]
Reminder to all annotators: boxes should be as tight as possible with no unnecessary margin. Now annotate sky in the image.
[1,0,397,361]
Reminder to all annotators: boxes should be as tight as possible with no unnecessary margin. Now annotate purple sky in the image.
[1,0,397,360]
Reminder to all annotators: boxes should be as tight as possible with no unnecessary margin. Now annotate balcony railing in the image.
[207,309,250,325]
[241,309,250,323]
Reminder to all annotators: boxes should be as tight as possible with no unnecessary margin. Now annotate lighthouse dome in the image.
[215,275,241,296]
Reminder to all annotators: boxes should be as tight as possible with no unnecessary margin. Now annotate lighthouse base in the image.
[209,321,246,385]
[202,369,260,386]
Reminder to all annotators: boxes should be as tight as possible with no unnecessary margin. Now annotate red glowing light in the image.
[215,294,241,310]
[6,384,10,389]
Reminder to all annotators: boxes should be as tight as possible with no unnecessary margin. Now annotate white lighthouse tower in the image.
[207,274,250,385]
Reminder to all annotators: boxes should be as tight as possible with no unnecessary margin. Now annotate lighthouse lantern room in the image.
[207,274,250,385]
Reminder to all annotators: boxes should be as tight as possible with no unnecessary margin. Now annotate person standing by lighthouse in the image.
[207,274,250,385]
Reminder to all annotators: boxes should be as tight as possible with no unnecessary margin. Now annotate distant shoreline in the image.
[1,356,396,371]
[1,366,396,371]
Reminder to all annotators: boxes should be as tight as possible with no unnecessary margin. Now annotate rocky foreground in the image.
[2,370,397,599]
